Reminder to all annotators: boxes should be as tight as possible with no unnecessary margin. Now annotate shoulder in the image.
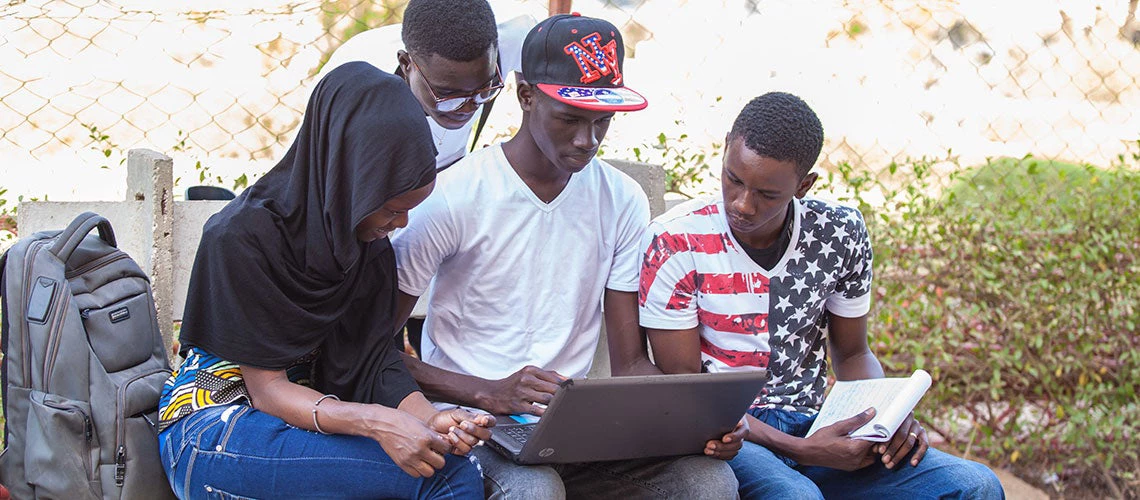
[320,25,402,77]
[650,197,723,234]
[800,197,867,232]
[430,145,507,203]
[593,158,649,201]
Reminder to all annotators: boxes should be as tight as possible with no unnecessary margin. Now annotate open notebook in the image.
[805,369,932,442]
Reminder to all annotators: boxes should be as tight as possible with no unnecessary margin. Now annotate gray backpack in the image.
[0,212,176,499]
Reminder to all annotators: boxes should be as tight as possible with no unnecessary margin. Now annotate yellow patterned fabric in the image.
[158,347,249,432]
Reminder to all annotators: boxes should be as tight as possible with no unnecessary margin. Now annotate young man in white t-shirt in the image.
[639,92,1004,499]
[392,13,739,500]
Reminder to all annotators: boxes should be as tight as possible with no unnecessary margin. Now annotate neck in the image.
[502,122,572,202]
[733,202,792,249]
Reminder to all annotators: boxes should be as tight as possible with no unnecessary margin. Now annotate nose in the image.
[571,123,600,151]
[392,213,410,229]
[732,191,756,217]
[455,97,479,114]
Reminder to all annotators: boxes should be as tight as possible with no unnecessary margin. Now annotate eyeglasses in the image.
[408,56,504,113]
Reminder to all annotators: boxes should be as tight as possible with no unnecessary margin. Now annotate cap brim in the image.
[536,83,648,112]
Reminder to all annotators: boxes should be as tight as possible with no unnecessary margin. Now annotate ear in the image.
[795,171,818,198]
[517,81,536,112]
[396,50,412,80]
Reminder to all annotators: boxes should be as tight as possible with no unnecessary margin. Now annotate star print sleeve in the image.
[638,222,700,330]
[826,207,873,318]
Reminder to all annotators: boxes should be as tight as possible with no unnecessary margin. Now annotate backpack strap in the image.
[469,96,496,153]
[48,211,116,262]
[1,249,9,447]
[468,57,504,153]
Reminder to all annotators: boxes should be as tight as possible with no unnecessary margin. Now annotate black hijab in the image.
[180,62,436,404]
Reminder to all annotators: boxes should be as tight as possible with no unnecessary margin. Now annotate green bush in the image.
[820,151,1140,496]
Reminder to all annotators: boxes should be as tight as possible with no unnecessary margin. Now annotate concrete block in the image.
[18,202,150,268]
[171,201,229,321]
[127,149,175,351]
[607,159,667,218]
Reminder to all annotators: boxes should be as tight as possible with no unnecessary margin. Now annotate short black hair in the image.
[729,92,824,178]
[402,0,498,62]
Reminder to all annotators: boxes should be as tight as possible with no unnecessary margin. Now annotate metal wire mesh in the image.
[2,0,1138,193]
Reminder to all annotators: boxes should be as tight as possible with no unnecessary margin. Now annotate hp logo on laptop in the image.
[539,448,555,458]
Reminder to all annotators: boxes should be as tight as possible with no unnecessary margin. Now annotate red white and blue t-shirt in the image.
[638,196,873,412]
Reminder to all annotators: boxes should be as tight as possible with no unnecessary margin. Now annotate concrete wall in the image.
[17,149,668,378]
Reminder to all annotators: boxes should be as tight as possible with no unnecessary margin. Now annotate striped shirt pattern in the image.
[638,197,873,412]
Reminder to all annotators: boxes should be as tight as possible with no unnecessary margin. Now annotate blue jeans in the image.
[729,408,1005,500]
[159,405,484,499]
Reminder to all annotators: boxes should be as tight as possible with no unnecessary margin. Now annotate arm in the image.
[605,289,661,376]
[393,291,419,337]
[400,353,564,416]
[240,365,451,477]
[827,313,883,381]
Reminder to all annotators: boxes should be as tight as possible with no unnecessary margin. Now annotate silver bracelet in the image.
[312,394,340,435]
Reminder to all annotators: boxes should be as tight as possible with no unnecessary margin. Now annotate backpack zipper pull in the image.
[82,413,92,441]
[115,445,126,486]
[80,308,92,319]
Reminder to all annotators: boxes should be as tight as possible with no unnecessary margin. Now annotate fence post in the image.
[127,149,175,353]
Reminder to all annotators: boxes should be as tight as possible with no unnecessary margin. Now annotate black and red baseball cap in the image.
[521,13,648,112]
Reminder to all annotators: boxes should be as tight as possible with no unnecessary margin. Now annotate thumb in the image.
[830,407,876,435]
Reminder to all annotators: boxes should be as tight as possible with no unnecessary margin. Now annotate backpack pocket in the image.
[99,368,176,499]
[25,390,100,498]
[80,291,156,374]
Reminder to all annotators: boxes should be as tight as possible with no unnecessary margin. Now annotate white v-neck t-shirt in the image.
[392,145,651,379]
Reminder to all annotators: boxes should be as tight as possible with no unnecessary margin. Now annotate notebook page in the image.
[805,370,931,442]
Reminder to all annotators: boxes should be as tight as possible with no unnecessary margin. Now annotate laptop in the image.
[486,371,767,464]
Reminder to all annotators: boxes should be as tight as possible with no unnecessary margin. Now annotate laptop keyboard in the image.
[501,424,537,444]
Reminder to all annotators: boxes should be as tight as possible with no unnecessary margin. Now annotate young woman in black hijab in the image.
[157,62,493,499]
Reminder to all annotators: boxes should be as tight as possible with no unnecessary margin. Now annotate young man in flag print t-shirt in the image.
[638,93,1003,499]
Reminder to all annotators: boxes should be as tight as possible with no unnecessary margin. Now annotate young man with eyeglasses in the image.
[320,0,533,170]
[320,0,535,357]
[390,13,742,499]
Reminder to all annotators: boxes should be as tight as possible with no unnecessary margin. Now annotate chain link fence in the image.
[2,1,1138,196]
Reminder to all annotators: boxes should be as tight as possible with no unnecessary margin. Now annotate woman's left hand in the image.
[427,409,496,456]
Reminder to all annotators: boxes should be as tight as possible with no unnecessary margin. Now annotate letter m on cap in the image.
[563,32,622,85]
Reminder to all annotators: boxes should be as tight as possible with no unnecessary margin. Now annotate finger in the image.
[396,459,424,478]
[426,433,454,456]
[413,459,436,478]
[831,407,876,435]
[452,424,484,448]
[910,428,930,466]
[885,420,920,468]
[459,420,494,441]
[476,414,497,428]
[524,377,562,397]
[521,387,556,406]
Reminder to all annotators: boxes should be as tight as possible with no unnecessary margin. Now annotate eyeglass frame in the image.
[406,55,505,113]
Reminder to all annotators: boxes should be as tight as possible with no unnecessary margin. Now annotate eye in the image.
[560,117,579,125]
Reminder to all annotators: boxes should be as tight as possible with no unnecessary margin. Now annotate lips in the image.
[726,213,755,232]
[439,111,476,127]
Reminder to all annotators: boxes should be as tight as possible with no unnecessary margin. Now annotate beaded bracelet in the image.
[312,394,340,435]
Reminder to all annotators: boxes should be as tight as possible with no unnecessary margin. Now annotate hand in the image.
[479,365,565,416]
[427,408,496,456]
[800,407,878,471]
[704,417,748,460]
[368,407,454,478]
[873,413,928,468]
